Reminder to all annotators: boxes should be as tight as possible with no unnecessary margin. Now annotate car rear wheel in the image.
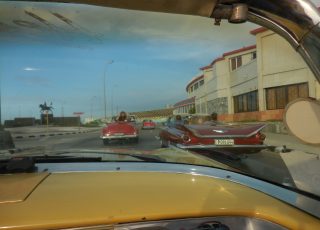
[103,139,109,145]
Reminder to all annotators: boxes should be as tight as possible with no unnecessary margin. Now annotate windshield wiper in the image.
[0,152,165,174]
[60,150,166,163]
[53,150,167,163]
[122,153,165,163]
[0,155,103,174]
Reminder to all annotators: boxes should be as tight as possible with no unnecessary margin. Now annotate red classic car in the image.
[101,121,139,145]
[141,120,156,130]
[159,115,267,152]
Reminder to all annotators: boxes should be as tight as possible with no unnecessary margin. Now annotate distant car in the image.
[100,120,139,145]
[141,120,156,130]
[159,115,267,152]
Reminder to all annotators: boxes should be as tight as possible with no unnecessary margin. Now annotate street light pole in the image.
[111,88,113,118]
[111,84,118,117]
[90,96,97,120]
[103,60,113,121]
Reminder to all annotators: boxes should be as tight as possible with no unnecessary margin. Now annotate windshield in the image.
[1,0,320,198]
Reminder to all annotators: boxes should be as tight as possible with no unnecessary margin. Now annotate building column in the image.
[316,80,320,100]
[256,34,265,112]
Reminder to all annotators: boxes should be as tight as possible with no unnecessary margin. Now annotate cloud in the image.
[24,67,40,71]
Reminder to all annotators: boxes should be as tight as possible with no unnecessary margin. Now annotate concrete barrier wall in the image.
[4,118,35,127]
[53,117,80,126]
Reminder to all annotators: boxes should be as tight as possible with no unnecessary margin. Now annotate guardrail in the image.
[12,129,99,140]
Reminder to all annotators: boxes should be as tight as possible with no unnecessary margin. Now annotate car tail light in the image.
[256,132,266,141]
[182,134,191,143]
[103,132,110,136]
[102,130,110,136]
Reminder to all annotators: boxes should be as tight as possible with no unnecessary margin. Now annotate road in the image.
[12,127,294,185]
[9,126,320,196]
[13,128,161,152]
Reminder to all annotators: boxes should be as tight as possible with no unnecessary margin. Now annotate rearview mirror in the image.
[284,98,320,145]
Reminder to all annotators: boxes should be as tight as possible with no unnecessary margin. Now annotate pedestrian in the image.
[175,115,184,125]
[118,111,127,122]
[211,112,218,121]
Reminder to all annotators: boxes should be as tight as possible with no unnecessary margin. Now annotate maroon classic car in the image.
[142,120,156,130]
[101,119,139,145]
[159,115,267,152]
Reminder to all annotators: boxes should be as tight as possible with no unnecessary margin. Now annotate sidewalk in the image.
[264,132,320,195]
[264,132,320,155]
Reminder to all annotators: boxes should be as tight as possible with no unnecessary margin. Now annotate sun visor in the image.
[37,0,218,17]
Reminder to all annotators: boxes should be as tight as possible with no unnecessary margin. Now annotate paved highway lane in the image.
[13,128,162,153]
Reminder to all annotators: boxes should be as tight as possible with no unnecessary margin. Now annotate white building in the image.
[180,28,319,122]
[173,97,195,115]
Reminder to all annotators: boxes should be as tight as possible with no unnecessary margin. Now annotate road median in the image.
[7,126,100,140]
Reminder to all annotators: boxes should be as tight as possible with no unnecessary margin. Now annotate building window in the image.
[194,82,199,90]
[199,79,204,86]
[252,52,257,60]
[234,91,258,113]
[231,58,237,71]
[266,83,309,110]
[230,56,242,71]
[190,86,193,93]
[196,105,200,113]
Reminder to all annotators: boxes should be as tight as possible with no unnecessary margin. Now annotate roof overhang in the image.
[186,75,204,92]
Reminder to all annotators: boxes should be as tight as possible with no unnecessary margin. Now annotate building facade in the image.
[253,28,320,121]
[173,97,195,115]
[179,28,320,122]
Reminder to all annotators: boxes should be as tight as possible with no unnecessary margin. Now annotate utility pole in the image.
[61,105,64,117]
[103,60,113,121]
[90,96,97,120]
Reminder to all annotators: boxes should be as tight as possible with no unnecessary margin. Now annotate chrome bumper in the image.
[100,134,138,140]
[142,126,155,129]
[176,144,271,150]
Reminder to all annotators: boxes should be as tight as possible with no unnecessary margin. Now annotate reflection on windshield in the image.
[0,1,319,198]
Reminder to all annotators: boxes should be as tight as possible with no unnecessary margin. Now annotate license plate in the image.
[215,139,234,146]
[114,133,124,136]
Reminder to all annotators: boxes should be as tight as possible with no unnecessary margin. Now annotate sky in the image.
[0,0,320,121]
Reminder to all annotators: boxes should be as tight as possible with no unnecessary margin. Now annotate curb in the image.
[13,129,98,140]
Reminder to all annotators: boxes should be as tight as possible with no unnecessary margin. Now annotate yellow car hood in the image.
[0,172,49,204]
[0,171,320,230]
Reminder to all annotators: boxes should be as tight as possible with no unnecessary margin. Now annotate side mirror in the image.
[284,98,320,145]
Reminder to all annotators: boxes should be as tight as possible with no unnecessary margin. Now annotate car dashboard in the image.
[1,162,320,230]
[59,217,287,230]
